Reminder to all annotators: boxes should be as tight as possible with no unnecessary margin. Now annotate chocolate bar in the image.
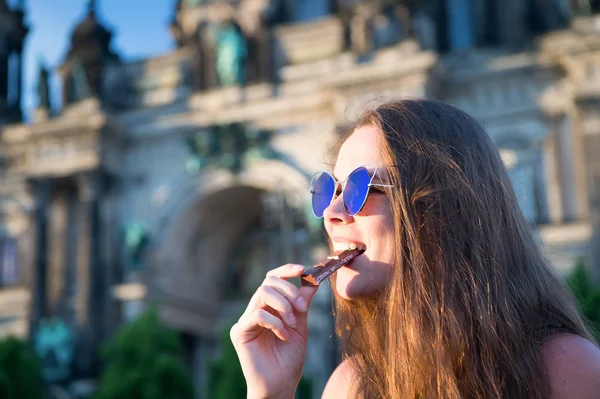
[301,248,365,286]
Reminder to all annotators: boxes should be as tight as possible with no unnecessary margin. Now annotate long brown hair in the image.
[329,99,595,398]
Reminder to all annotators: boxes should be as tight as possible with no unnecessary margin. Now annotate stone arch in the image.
[152,185,263,333]
[150,164,324,335]
[150,159,315,244]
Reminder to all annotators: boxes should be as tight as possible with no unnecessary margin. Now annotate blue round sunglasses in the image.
[309,164,394,218]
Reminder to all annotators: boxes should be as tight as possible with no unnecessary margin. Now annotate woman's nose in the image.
[323,191,353,225]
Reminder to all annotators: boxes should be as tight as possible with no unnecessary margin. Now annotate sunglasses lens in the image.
[311,172,335,217]
[344,167,371,216]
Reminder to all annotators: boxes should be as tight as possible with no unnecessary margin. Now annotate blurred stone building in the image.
[0,0,600,396]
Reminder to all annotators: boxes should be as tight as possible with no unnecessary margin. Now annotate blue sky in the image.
[19,0,175,120]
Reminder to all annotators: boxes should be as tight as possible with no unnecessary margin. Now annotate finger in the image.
[233,309,289,342]
[295,285,319,313]
[257,285,297,327]
[245,264,305,313]
[265,264,305,279]
[264,276,302,311]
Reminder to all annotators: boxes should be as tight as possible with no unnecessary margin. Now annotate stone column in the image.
[64,185,79,324]
[556,115,579,222]
[533,150,550,224]
[200,29,218,89]
[571,112,590,220]
[75,173,103,375]
[47,189,68,316]
[590,172,600,284]
[28,178,52,332]
[580,102,600,283]
[543,128,563,224]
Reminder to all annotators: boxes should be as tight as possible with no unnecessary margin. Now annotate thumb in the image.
[294,285,318,324]
[298,285,319,306]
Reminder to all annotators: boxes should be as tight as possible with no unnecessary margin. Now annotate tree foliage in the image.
[566,260,600,342]
[0,336,46,399]
[94,306,195,399]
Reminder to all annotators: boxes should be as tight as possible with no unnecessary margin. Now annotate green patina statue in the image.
[185,124,279,175]
[123,222,150,268]
[212,22,248,87]
[70,60,90,102]
[34,317,74,382]
[184,0,204,6]
[36,58,50,109]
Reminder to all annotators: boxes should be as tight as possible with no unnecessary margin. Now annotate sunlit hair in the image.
[328,99,596,398]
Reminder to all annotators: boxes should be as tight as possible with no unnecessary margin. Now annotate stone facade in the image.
[1,0,600,397]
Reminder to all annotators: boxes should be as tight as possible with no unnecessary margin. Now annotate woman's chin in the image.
[334,265,389,300]
[334,268,370,300]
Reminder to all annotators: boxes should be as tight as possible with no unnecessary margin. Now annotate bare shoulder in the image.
[322,358,356,399]
[540,333,600,399]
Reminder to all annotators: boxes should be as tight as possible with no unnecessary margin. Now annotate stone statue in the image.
[70,60,90,102]
[351,2,376,54]
[184,124,279,175]
[411,7,436,49]
[211,22,248,86]
[36,59,51,109]
[338,0,415,54]
[238,0,284,82]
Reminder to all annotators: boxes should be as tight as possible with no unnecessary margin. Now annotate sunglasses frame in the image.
[309,164,394,218]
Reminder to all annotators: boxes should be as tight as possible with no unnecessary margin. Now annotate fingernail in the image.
[296,297,307,312]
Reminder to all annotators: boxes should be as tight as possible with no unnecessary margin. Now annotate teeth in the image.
[332,242,366,252]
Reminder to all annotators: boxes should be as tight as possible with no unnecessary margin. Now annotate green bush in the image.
[207,327,247,399]
[566,260,600,342]
[0,336,46,399]
[94,305,195,399]
[209,322,314,399]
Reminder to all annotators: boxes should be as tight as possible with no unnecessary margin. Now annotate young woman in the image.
[230,99,600,398]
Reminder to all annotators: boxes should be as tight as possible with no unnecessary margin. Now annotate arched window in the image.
[500,146,548,224]
[7,52,20,107]
[0,231,19,287]
[447,0,475,50]
[294,0,330,22]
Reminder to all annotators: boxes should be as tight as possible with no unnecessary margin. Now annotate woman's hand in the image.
[230,264,319,399]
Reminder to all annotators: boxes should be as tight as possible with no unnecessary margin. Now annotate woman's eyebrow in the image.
[332,167,390,182]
